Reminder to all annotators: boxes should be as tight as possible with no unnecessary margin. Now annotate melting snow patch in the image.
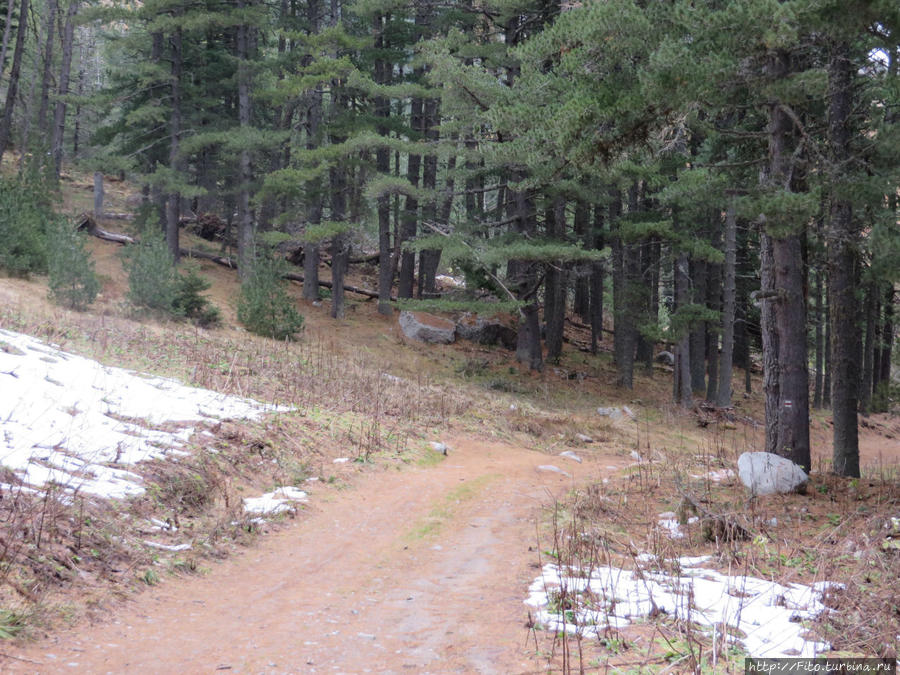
[0,329,289,499]
[143,541,192,552]
[242,487,308,516]
[525,556,837,658]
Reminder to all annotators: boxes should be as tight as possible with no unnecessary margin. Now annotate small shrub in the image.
[47,219,100,311]
[124,230,178,312]
[173,267,220,327]
[124,233,220,326]
[0,175,53,276]
[237,248,304,340]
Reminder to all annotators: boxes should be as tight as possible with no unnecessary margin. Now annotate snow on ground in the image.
[525,555,837,658]
[0,329,288,500]
[243,486,309,516]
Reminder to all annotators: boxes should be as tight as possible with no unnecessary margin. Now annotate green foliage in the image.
[173,268,221,328]
[124,231,178,312]
[125,233,219,326]
[237,248,304,340]
[0,176,53,277]
[47,220,101,311]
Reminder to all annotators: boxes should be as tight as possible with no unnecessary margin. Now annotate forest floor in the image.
[0,171,897,672]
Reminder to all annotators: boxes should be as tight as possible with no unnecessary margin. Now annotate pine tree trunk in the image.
[545,196,566,362]
[589,203,604,353]
[765,49,810,471]
[859,282,877,414]
[759,231,780,456]
[813,267,824,409]
[705,254,721,403]
[611,191,635,389]
[36,0,58,138]
[0,0,15,75]
[674,251,692,407]
[689,256,707,394]
[51,0,80,179]
[330,164,348,319]
[398,95,423,299]
[827,40,860,477]
[716,198,737,407]
[236,9,254,278]
[573,200,590,322]
[167,24,183,264]
[878,287,894,388]
[374,14,392,315]
[0,0,28,159]
[417,97,441,297]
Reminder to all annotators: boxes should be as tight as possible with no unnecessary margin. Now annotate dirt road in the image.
[4,438,617,674]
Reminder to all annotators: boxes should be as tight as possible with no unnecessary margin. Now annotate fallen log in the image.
[76,214,135,245]
[78,216,387,300]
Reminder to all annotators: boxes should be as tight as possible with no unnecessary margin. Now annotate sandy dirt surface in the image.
[3,438,622,674]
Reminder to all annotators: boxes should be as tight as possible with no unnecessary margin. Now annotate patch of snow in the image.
[143,541,191,552]
[630,450,643,462]
[525,555,836,658]
[575,434,593,443]
[430,442,449,455]
[559,451,582,463]
[691,469,736,482]
[242,486,308,516]
[0,329,289,499]
[333,457,350,464]
[657,518,685,539]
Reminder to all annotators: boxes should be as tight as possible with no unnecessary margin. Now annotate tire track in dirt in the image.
[5,437,623,674]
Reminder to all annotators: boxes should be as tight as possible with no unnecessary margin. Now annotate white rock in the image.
[537,465,571,478]
[738,452,808,495]
[430,442,449,455]
[398,311,456,344]
[596,407,622,419]
[559,451,582,463]
[143,541,192,552]
[575,433,593,443]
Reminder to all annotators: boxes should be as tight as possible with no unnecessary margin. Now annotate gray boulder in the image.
[738,452,808,495]
[655,350,675,366]
[399,311,456,344]
[455,313,517,350]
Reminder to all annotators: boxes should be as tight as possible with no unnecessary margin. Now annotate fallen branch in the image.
[78,216,387,300]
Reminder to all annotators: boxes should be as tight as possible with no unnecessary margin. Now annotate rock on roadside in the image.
[399,311,456,344]
[738,452,808,495]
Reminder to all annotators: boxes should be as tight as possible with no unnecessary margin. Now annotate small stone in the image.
[575,433,594,443]
[430,442,448,455]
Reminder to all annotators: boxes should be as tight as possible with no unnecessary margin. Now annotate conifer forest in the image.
[1,0,899,483]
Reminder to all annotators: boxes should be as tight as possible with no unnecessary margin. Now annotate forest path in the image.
[5,437,621,674]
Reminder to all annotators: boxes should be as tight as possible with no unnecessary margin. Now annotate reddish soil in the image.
[3,438,624,674]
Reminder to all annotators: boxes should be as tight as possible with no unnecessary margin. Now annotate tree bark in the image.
[859,282,877,414]
[0,0,29,159]
[374,14,392,315]
[589,203,604,353]
[827,40,860,477]
[36,0,58,138]
[765,49,810,471]
[759,231,780,456]
[813,267,824,409]
[398,94,423,299]
[166,23,183,264]
[544,196,567,362]
[674,250,692,407]
[716,198,737,407]
[51,0,80,179]
[236,2,254,278]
